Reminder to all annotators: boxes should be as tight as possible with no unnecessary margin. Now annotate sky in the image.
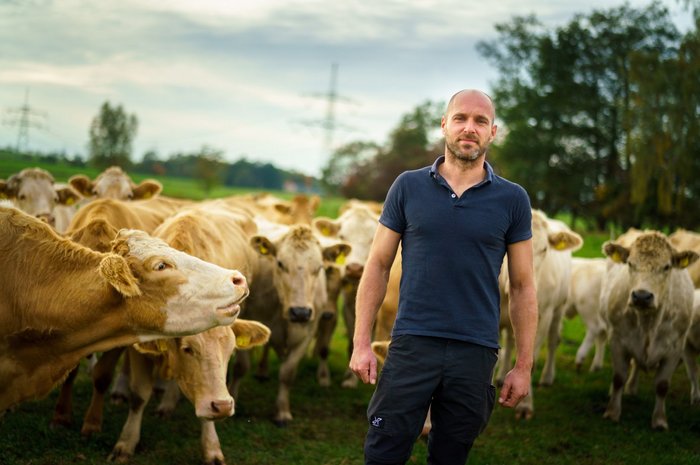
[0,0,694,177]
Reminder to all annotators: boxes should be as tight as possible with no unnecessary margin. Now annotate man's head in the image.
[441,89,497,164]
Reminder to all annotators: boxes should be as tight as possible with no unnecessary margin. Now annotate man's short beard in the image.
[446,140,485,163]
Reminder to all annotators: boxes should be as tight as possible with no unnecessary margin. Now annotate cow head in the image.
[530,209,583,269]
[604,231,699,312]
[251,225,342,324]
[69,166,162,200]
[0,168,81,227]
[110,229,250,335]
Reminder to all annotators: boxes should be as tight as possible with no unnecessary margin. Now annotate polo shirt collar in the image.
[429,156,495,185]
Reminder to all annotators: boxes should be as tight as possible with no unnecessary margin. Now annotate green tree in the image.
[194,146,225,195]
[88,102,138,169]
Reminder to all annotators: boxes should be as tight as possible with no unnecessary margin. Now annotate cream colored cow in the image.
[683,289,700,404]
[0,167,81,232]
[601,231,697,430]
[0,206,249,412]
[563,257,608,371]
[498,210,582,420]
[69,166,162,201]
[670,229,700,288]
[109,319,269,465]
[231,225,347,425]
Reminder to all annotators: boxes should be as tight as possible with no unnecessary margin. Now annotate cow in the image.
[601,231,698,429]
[68,166,162,201]
[563,257,608,372]
[683,289,700,404]
[313,202,380,388]
[0,205,249,412]
[0,167,82,232]
[230,224,348,425]
[222,192,320,226]
[669,229,700,288]
[52,195,193,431]
[109,319,270,465]
[496,210,582,420]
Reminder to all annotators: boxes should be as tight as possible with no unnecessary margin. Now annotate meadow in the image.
[1,162,700,464]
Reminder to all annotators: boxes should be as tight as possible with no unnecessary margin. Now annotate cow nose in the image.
[37,213,55,226]
[345,263,364,279]
[631,289,654,308]
[210,398,234,418]
[289,306,312,323]
[231,271,248,291]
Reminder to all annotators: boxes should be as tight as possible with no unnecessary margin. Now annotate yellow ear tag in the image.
[143,192,152,199]
[612,251,621,263]
[321,226,331,236]
[65,197,75,206]
[237,335,251,348]
[680,257,689,268]
[156,340,168,352]
[336,253,346,265]
[259,244,269,255]
[554,241,567,251]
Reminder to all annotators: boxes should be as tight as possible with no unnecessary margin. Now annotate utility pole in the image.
[3,89,48,152]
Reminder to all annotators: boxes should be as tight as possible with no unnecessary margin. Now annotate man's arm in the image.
[349,224,401,385]
[499,238,538,408]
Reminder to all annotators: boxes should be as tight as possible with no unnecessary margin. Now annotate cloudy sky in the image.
[0,0,693,177]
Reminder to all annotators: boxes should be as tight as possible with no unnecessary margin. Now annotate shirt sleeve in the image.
[378,173,407,234]
[505,185,532,244]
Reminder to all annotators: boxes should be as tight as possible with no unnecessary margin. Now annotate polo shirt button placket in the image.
[451,193,456,199]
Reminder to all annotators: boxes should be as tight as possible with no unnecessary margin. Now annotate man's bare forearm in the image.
[509,283,538,370]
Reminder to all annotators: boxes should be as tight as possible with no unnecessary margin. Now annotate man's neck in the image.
[438,154,487,196]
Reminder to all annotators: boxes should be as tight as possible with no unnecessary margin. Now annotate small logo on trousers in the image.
[371,416,384,428]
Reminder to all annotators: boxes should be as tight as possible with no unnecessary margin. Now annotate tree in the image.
[194,146,225,194]
[88,102,138,169]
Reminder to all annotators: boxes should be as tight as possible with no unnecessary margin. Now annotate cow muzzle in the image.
[288,306,313,323]
[631,289,655,309]
[198,398,234,420]
[36,213,55,227]
[345,263,364,279]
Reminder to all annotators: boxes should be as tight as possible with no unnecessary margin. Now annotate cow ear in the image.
[56,186,82,206]
[131,179,162,199]
[603,241,629,264]
[273,203,292,215]
[323,242,352,264]
[673,250,699,269]
[548,231,583,252]
[133,339,169,355]
[371,340,390,364]
[312,217,339,237]
[232,319,271,350]
[308,195,321,213]
[99,254,142,297]
[251,236,276,256]
[68,175,95,197]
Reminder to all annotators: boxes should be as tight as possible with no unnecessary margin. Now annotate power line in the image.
[3,88,48,152]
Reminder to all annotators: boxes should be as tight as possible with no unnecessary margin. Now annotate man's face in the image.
[442,92,497,163]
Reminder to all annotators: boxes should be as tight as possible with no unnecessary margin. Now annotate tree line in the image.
[321,2,700,231]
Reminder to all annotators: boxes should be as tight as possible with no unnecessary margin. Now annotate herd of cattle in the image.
[1,166,700,463]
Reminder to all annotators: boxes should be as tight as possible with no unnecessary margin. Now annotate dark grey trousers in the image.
[364,335,497,465]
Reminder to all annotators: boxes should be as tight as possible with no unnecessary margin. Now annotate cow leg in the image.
[201,419,225,465]
[314,311,337,388]
[82,347,125,436]
[51,365,79,428]
[575,329,597,372]
[156,379,181,416]
[683,343,700,404]
[590,328,607,372]
[651,357,678,431]
[110,350,131,405]
[109,351,155,463]
[255,345,271,381]
[624,359,639,395]
[228,350,251,400]
[495,326,515,386]
[274,336,312,426]
[603,341,629,423]
[539,306,564,386]
[341,284,359,389]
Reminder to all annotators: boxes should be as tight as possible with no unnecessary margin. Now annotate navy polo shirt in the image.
[380,156,532,349]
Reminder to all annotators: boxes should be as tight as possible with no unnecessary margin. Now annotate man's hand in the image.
[349,343,378,385]
[498,366,531,408]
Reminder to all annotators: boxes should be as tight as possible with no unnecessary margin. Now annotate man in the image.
[349,89,538,465]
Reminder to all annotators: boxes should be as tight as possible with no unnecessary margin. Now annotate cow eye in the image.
[663,264,671,271]
[154,262,170,271]
[182,346,194,355]
[18,194,26,201]
[127,193,134,200]
[277,260,288,272]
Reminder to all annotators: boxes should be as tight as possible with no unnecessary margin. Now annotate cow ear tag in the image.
[237,335,251,348]
[156,340,168,352]
[612,251,622,263]
[259,244,269,255]
[336,252,346,265]
[680,257,689,268]
[144,192,152,199]
[554,241,567,251]
[321,226,331,236]
[65,197,75,206]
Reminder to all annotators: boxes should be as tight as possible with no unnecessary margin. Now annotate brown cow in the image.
[0,205,249,412]
[0,167,81,232]
[109,319,270,465]
[601,231,698,429]
[68,166,162,201]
